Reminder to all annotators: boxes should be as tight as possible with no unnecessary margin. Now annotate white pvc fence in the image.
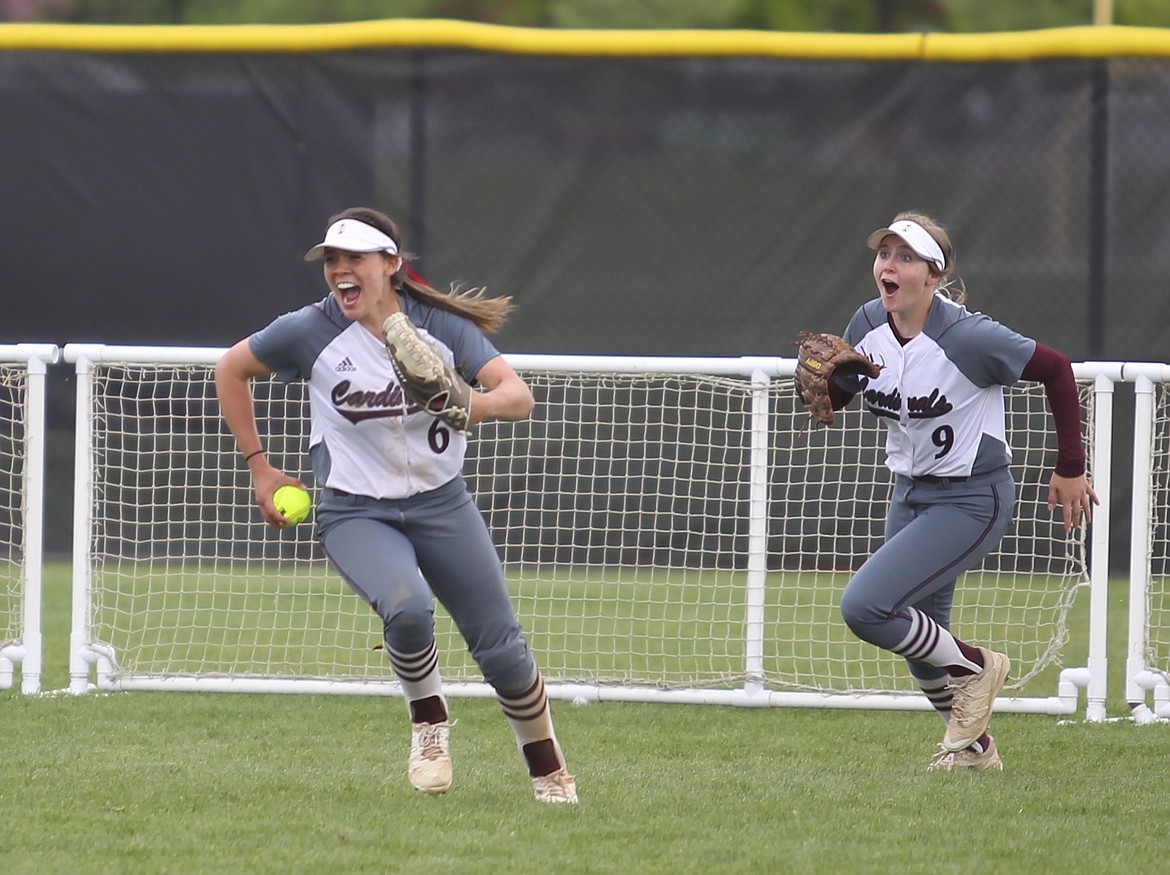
[46,345,1114,718]
[1123,364,1170,722]
[1,344,1166,722]
[0,344,59,694]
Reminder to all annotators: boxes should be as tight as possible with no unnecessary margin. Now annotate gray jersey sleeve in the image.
[250,294,500,386]
[843,297,1035,389]
[843,299,887,348]
[248,301,341,383]
[930,309,1036,388]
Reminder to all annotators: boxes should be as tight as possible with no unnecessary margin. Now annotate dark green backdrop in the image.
[3,46,1165,558]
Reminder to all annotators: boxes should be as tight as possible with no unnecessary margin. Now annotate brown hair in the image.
[890,210,966,304]
[327,207,515,334]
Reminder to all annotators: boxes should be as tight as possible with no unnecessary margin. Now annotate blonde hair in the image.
[890,210,966,304]
[326,207,515,334]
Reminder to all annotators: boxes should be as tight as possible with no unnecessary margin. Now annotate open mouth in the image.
[337,282,361,306]
[881,279,899,295]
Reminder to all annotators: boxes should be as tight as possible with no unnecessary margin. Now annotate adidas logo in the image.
[335,357,357,373]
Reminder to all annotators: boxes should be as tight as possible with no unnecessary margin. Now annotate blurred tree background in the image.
[2,0,1170,30]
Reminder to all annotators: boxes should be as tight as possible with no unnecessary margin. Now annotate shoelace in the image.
[949,672,1000,729]
[950,697,970,723]
[929,745,955,769]
[415,724,448,762]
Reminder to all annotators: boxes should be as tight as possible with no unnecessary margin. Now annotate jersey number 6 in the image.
[429,418,452,454]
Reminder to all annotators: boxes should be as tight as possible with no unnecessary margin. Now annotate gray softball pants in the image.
[838,467,1016,682]
[314,476,535,696]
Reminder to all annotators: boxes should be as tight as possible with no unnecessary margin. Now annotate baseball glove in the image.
[382,312,473,435]
[793,331,882,425]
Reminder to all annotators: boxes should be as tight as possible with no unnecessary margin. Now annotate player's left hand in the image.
[382,312,473,435]
[1047,472,1099,533]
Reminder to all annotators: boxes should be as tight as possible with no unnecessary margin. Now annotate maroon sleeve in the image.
[1020,343,1086,478]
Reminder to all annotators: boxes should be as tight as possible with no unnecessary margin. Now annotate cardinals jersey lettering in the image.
[249,293,498,499]
[842,294,1035,478]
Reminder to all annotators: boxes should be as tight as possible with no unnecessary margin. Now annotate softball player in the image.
[216,207,577,803]
[830,211,1097,771]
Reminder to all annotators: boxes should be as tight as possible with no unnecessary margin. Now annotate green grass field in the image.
[2,562,1167,874]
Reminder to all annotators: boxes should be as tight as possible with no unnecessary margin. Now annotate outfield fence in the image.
[29,343,1168,722]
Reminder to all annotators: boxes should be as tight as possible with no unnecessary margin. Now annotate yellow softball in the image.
[272,485,312,526]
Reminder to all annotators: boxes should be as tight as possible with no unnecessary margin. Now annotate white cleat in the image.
[408,721,452,795]
[532,768,578,804]
[944,648,1010,752]
[929,736,1004,772]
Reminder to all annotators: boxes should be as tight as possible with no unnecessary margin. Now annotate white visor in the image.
[304,219,399,261]
[866,220,946,272]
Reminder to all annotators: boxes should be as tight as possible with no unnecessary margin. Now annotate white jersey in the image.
[249,292,499,499]
[842,294,1036,479]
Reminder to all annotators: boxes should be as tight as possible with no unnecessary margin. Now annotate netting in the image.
[79,360,1091,701]
[1143,382,1170,683]
[765,382,1092,694]
[0,364,28,663]
[88,365,380,681]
